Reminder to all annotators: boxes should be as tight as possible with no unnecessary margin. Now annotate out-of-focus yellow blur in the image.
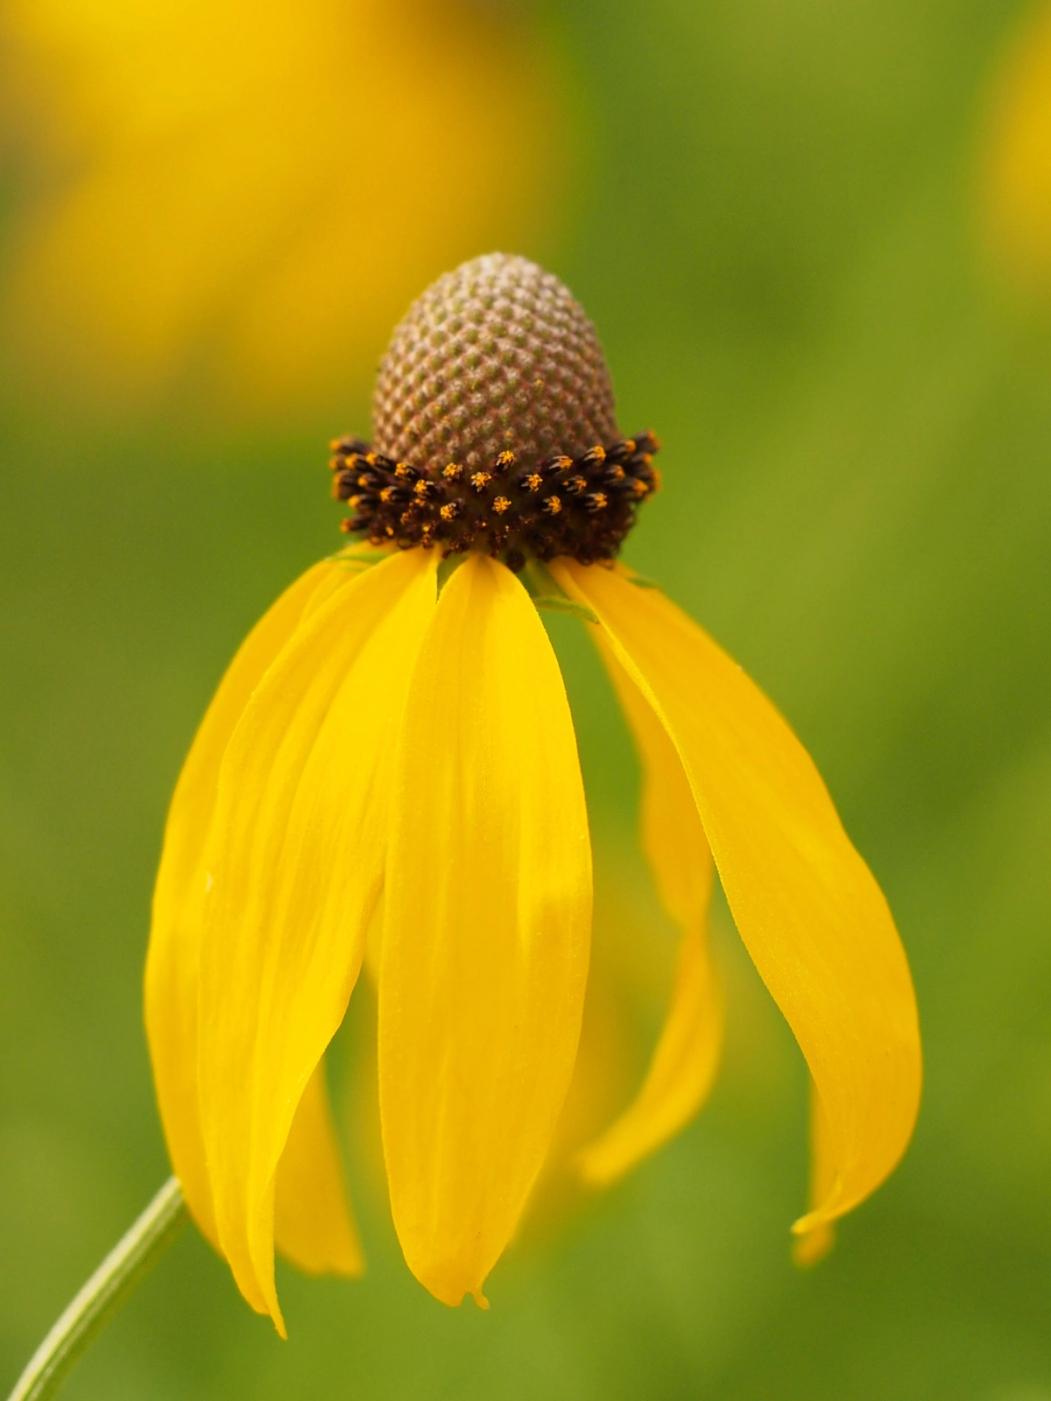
[981,1,1051,299]
[0,0,565,418]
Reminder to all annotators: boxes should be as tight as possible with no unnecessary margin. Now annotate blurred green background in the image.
[3,0,1050,1396]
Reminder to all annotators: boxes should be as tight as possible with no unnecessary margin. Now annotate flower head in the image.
[146,254,921,1333]
[332,254,659,567]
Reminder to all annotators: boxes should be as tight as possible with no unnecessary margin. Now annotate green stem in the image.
[8,1177,186,1401]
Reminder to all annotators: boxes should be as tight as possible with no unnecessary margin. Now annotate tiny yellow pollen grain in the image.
[414,480,430,497]
[440,503,458,521]
[443,463,463,480]
[496,450,516,467]
[471,470,492,491]
[525,473,542,492]
[493,495,511,514]
[380,486,395,503]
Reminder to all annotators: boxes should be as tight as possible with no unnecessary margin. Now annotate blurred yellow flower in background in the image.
[0,0,564,417]
[980,1,1051,301]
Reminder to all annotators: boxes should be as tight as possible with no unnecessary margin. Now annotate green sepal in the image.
[531,594,599,624]
[436,553,468,593]
[329,544,390,568]
[520,560,599,623]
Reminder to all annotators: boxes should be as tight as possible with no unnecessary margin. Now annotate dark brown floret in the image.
[328,433,660,569]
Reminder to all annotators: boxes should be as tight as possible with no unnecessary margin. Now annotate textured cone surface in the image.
[372,253,619,476]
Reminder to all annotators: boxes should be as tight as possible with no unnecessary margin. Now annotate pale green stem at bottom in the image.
[7,1177,186,1401]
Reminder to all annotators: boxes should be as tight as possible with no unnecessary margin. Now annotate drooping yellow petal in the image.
[379,554,591,1307]
[793,1088,836,1266]
[145,557,340,1245]
[603,641,713,934]
[197,549,437,1333]
[578,932,721,1188]
[553,560,921,1248]
[577,643,722,1186]
[274,1061,363,1278]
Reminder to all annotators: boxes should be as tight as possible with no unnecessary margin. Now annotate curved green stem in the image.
[8,1177,186,1401]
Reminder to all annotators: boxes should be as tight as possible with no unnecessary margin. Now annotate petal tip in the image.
[791,1221,836,1268]
[259,1282,288,1339]
[790,1208,825,1237]
[410,1255,493,1310]
[238,1276,287,1338]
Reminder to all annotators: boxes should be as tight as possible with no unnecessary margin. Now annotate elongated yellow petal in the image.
[379,555,591,1306]
[145,558,340,1245]
[274,1061,364,1278]
[603,640,714,934]
[577,644,721,1186]
[578,932,721,1187]
[553,561,921,1247]
[197,549,437,1332]
[793,1088,836,1265]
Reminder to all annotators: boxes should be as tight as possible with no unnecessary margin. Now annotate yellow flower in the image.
[0,0,561,415]
[980,1,1051,299]
[145,254,921,1333]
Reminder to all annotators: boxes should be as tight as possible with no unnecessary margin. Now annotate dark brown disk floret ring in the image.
[329,432,660,570]
[327,252,661,569]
